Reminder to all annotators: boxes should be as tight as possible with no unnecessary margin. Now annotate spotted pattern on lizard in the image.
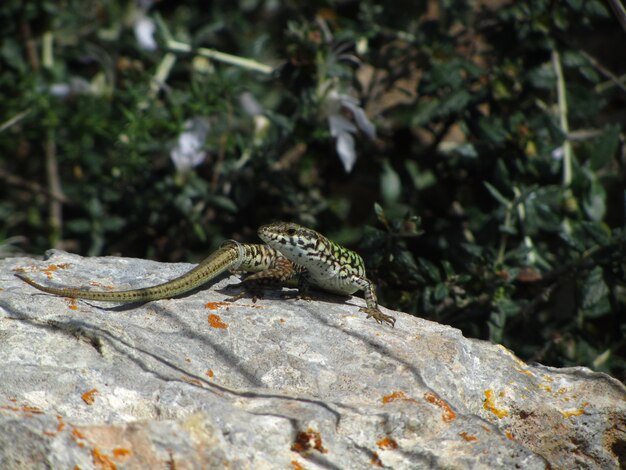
[16,222,395,326]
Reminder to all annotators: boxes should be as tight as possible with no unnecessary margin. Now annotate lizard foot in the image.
[360,307,396,327]
[225,287,263,303]
[279,291,314,301]
[295,293,314,301]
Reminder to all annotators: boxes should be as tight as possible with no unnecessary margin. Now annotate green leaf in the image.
[451,143,478,159]
[392,245,421,279]
[566,0,583,11]
[434,282,449,301]
[584,0,609,17]
[381,161,402,204]
[527,64,556,89]
[581,221,610,246]
[439,89,472,116]
[484,182,511,207]
[373,203,388,227]
[66,219,92,234]
[589,125,620,171]
[412,99,440,127]
[488,309,506,343]
[101,216,126,232]
[580,266,610,318]
[559,232,585,253]
[441,260,455,278]
[461,242,483,258]
[192,222,207,242]
[495,297,521,317]
[418,258,441,282]
[405,161,436,190]
[583,177,606,222]
[210,195,238,213]
[478,117,508,144]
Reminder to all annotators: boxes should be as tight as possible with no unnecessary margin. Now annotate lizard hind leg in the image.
[225,257,299,303]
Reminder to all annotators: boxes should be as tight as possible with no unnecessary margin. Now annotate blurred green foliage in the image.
[1,0,625,380]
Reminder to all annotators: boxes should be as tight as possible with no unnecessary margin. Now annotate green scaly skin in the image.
[15,242,282,303]
[258,222,395,326]
[16,223,396,326]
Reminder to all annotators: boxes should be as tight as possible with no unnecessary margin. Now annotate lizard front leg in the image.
[294,269,315,301]
[351,275,396,327]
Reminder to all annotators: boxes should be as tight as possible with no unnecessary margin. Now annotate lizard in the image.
[15,222,396,326]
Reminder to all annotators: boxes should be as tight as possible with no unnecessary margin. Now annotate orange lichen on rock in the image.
[483,389,508,418]
[370,451,383,467]
[0,404,46,417]
[290,460,305,470]
[206,370,214,378]
[81,388,99,405]
[376,437,398,449]
[382,391,418,405]
[459,431,478,442]
[208,314,228,329]
[44,415,66,436]
[71,427,87,448]
[204,301,231,311]
[43,263,71,279]
[561,402,589,418]
[291,428,327,454]
[57,415,66,431]
[112,448,132,458]
[92,448,116,470]
[424,392,457,423]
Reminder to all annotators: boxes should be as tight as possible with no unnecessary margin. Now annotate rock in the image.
[0,250,624,469]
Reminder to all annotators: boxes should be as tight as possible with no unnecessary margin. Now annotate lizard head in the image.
[258,222,326,261]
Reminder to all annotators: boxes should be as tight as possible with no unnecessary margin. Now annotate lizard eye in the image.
[287,228,297,236]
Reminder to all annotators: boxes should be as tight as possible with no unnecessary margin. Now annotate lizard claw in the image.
[225,292,246,303]
[360,307,396,327]
[225,289,263,303]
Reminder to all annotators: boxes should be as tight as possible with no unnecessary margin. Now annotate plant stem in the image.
[45,128,64,248]
[552,49,572,188]
[155,14,273,75]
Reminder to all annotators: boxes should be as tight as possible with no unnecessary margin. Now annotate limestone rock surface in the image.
[0,250,624,469]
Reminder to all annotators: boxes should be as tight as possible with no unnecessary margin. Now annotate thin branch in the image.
[578,50,626,95]
[20,19,39,70]
[606,0,626,33]
[149,52,176,96]
[155,14,273,75]
[0,168,71,204]
[595,72,626,94]
[0,109,31,133]
[45,129,65,248]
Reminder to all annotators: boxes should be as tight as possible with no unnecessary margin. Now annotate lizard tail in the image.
[15,243,242,302]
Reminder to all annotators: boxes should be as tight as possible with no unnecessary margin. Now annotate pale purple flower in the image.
[325,91,376,173]
[170,117,210,173]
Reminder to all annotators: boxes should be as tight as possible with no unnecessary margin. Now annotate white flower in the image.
[551,145,564,160]
[170,117,210,173]
[134,16,157,51]
[325,91,376,173]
